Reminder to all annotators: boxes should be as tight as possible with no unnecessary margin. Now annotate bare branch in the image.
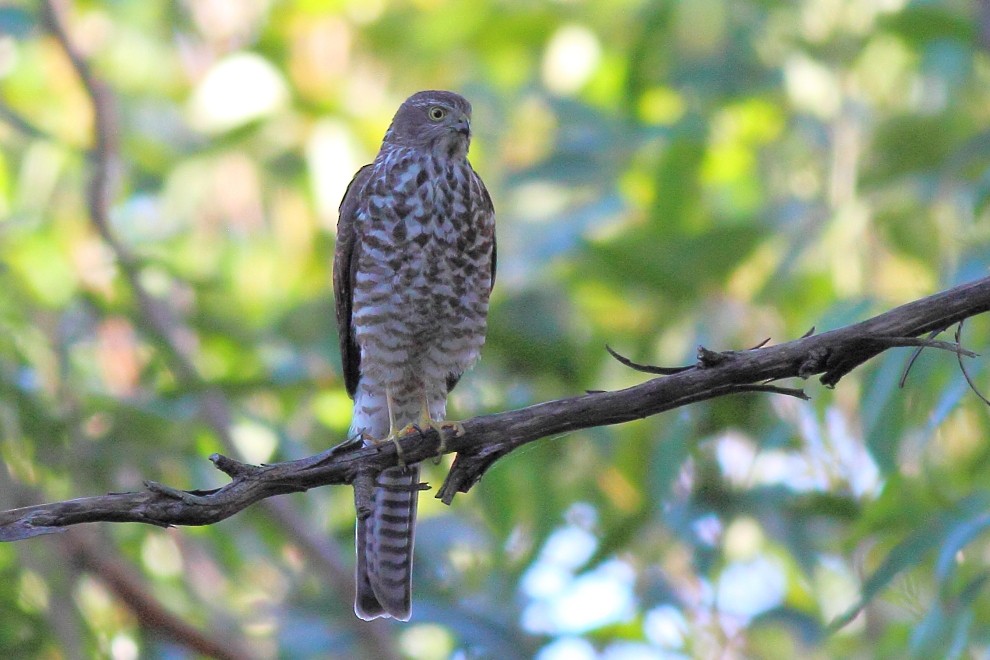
[605,345,691,374]
[26,3,990,644]
[0,456,255,660]
[63,532,258,660]
[866,335,977,357]
[2,275,988,534]
[731,383,810,400]
[0,103,63,143]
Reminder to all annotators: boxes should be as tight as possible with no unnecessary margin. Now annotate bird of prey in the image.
[333,90,496,620]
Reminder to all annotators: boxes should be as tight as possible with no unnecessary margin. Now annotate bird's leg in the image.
[375,388,466,467]
[382,385,407,469]
[415,392,465,464]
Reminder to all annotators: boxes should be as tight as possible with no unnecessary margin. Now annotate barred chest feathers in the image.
[351,147,494,383]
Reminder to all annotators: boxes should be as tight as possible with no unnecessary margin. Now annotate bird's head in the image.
[383,90,473,159]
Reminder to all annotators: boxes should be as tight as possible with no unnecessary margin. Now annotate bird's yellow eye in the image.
[428,106,447,122]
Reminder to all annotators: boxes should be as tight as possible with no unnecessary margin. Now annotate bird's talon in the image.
[393,447,407,469]
[395,423,421,438]
[391,437,407,469]
[429,421,464,464]
[443,421,466,438]
[367,432,408,469]
[431,446,444,466]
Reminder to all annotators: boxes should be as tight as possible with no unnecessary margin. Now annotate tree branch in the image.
[62,532,257,660]
[26,3,990,644]
[0,453,255,660]
[2,275,988,536]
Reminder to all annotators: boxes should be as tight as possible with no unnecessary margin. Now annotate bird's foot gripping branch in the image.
[3,274,990,540]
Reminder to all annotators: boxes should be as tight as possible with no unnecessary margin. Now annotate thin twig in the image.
[747,337,772,350]
[867,335,977,357]
[22,2,990,639]
[955,320,990,407]
[899,328,944,387]
[730,383,810,400]
[0,104,63,143]
[605,345,693,374]
[3,274,989,531]
[64,532,257,660]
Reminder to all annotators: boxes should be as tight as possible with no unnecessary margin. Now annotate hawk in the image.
[333,90,496,620]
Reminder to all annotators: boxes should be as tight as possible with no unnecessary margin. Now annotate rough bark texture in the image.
[3,275,988,538]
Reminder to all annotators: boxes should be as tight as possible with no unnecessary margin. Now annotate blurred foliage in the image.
[1,0,990,658]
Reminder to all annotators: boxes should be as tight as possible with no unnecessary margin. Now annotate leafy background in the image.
[1,0,990,658]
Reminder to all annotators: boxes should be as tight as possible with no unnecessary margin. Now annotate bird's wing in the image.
[333,164,374,399]
[446,166,497,394]
[476,166,497,292]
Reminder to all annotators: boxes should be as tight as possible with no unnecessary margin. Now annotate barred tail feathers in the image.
[355,465,419,620]
[350,378,447,620]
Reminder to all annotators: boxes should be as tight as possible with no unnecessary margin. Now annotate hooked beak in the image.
[453,114,471,137]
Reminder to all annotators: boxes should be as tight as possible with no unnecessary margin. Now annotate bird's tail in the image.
[354,464,419,621]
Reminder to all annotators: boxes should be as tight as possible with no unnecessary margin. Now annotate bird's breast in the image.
[351,156,492,384]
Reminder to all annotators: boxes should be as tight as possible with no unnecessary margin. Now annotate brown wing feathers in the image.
[334,164,373,398]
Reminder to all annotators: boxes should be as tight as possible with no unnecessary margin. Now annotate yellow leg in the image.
[417,393,465,464]
[383,385,407,469]
[372,388,466,467]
